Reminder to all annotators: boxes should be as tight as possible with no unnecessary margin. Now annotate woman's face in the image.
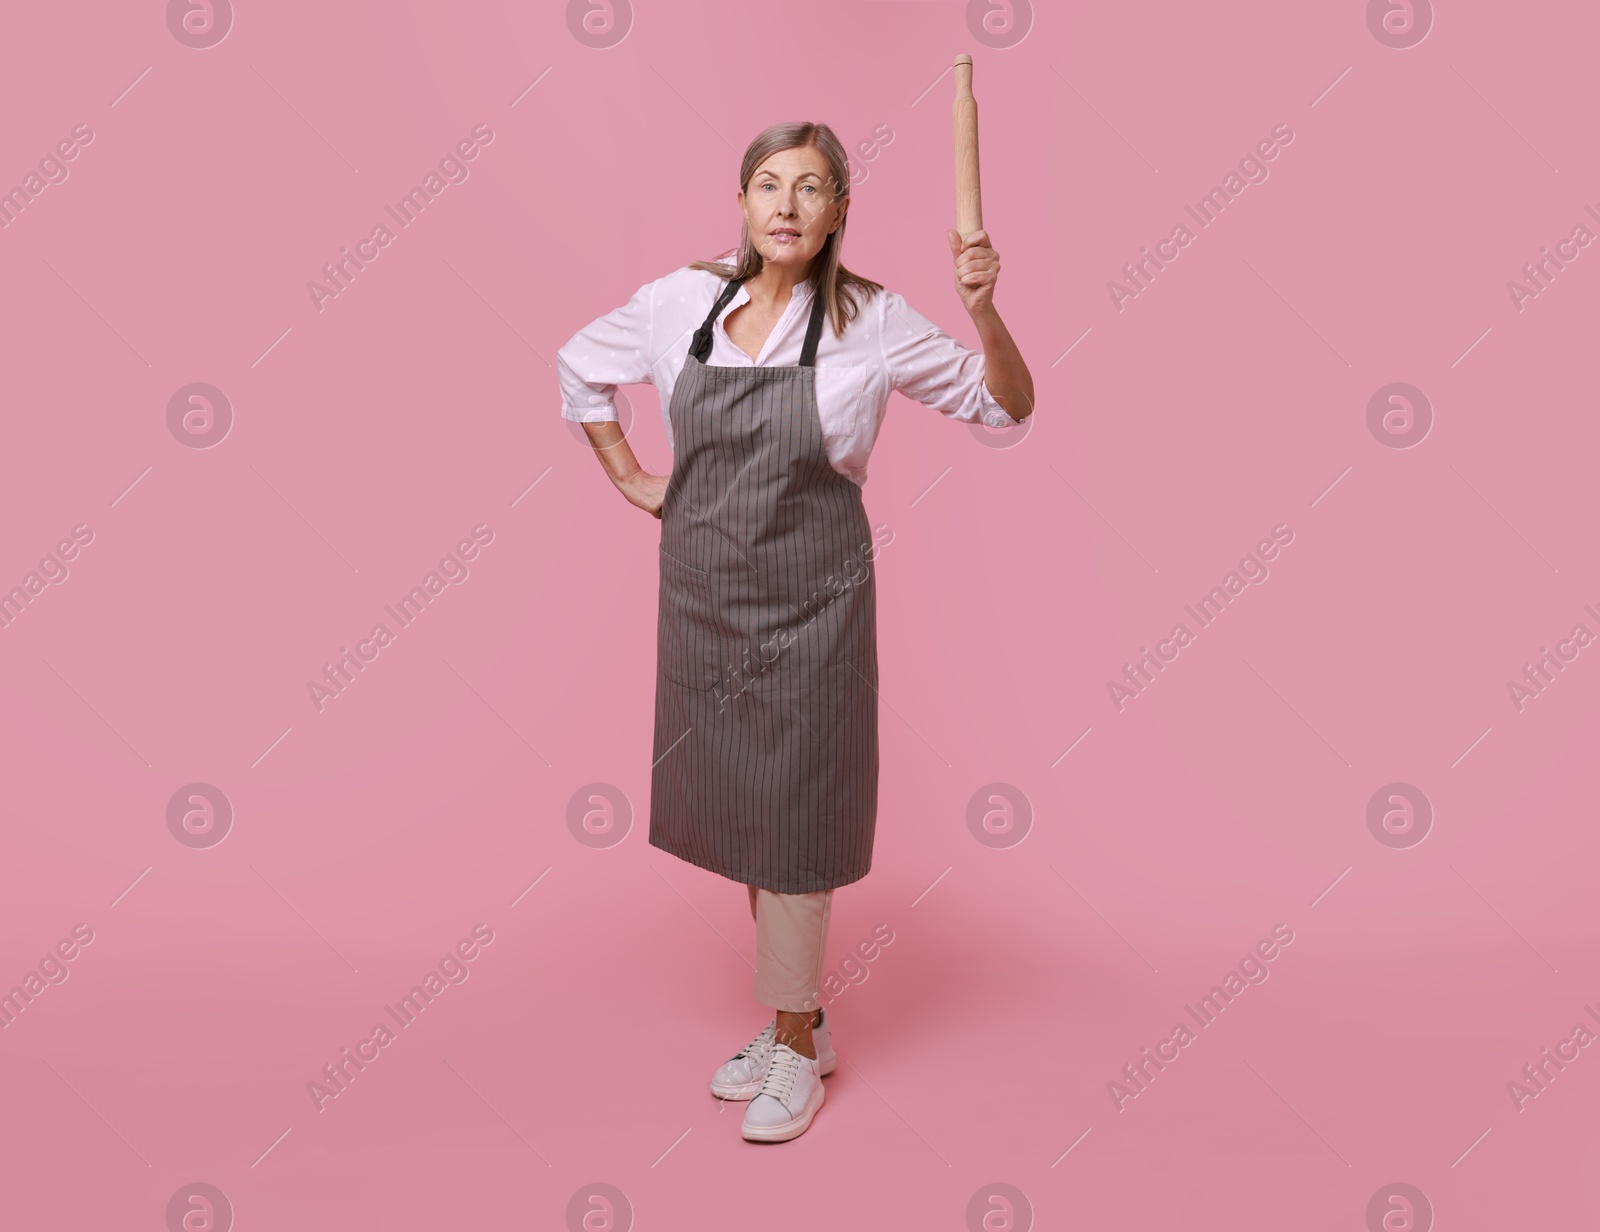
[738,144,847,276]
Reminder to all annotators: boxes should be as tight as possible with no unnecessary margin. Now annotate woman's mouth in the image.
[770,229,800,245]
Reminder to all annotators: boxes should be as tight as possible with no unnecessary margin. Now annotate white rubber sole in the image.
[741,1083,825,1142]
[710,1047,836,1100]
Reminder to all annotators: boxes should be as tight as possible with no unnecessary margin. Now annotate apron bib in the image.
[649,275,880,894]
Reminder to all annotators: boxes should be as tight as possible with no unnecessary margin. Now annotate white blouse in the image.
[556,248,1018,487]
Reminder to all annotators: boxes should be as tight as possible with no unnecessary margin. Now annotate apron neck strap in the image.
[798,283,825,368]
[689,276,745,364]
[687,274,828,368]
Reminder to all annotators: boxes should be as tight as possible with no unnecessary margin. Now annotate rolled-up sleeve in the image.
[879,290,1016,429]
[557,279,656,422]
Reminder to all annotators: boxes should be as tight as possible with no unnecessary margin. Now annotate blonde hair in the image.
[689,122,882,339]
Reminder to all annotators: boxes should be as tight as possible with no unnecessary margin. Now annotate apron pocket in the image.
[658,547,724,691]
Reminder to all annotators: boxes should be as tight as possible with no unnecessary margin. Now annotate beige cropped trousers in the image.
[748,885,833,1013]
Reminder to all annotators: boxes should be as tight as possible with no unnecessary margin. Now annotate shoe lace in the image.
[734,1021,776,1065]
[756,1045,803,1105]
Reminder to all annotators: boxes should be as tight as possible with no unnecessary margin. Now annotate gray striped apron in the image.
[649,275,879,894]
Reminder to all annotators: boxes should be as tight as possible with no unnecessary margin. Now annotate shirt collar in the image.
[721,248,815,298]
[728,272,814,307]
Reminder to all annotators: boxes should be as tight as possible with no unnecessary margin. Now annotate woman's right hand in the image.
[617,470,669,519]
[579,421,669,519]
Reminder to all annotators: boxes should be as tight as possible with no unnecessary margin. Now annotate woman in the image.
[556,122,1033,1143]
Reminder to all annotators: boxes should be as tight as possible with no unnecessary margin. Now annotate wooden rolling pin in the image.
[952,53,983,241]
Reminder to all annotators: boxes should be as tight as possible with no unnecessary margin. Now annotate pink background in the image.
[2,1,1597,1228]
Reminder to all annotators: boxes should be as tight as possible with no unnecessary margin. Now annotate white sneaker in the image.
[709,1008,835,1100]
[741,1044,825,1142]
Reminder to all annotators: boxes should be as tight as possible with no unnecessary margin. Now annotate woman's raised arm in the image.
[946,228,1034,423]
